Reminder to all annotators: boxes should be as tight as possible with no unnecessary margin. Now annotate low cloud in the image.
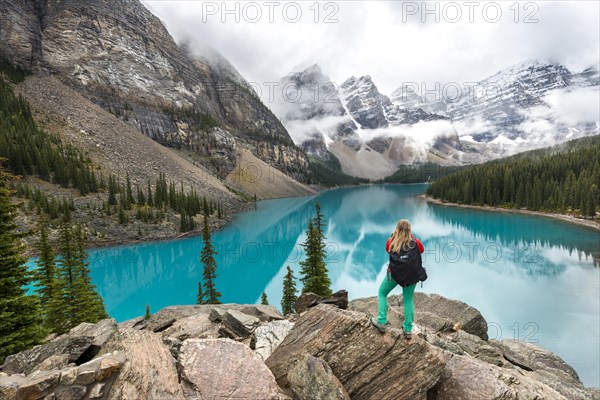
[516,86,600,144]
[544,86,600,127]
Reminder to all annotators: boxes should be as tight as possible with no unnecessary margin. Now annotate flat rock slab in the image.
[266,304,448,400]
[179,338,289,400]
[349,293,489,340]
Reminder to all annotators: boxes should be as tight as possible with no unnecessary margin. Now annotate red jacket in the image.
[386,235,424,254]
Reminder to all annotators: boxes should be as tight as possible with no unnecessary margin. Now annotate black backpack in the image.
[388,239,428,287]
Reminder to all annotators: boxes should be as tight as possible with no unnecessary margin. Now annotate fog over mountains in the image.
[270,60,599,179]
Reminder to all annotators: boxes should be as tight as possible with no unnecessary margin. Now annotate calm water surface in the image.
[29,184,600,387]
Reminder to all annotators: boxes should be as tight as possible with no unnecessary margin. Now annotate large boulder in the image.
[266,304,448,400]
[491,340,597,400]
[429,354,569,400]
[295,290,349,314]
[178,338,289,400]
[1,319,117,375]
[103,329,185,400]
[349,293,489,340]
[287,353,350,400]
[15,370,61,400]
[253,320,295,361]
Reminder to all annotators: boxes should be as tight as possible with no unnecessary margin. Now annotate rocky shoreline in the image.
[1,291,598,400]
[423,195,600,232]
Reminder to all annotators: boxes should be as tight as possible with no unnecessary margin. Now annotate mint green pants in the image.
[377,275,416,332]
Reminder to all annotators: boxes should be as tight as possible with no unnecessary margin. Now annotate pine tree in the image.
[199,216,221,304]
[55,218,107,333]
[107,175,118,206]
[125,173,134,208]
[299,203,332,296]
[70,225,108,325]
[33,216,56,306]
[32,216,65,330]
[261,292,269,305]
[145,304,151,320]
[281,266,297,315]
[0,168,45,362]
[196,282,205,305]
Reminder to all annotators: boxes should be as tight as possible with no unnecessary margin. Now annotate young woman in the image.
[371,219,425,338]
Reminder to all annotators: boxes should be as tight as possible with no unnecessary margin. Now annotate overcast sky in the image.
[142,1,600,96]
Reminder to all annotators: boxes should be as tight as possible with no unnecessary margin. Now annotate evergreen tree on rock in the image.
[281,266,298,315]
[33,216,64,331]
[299,202,332,296]
[199,216,221,304]
[261,292,269,305]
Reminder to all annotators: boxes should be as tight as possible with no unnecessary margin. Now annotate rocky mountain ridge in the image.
[274,60,599,180]
[274,65,488,179]
[0,0,310,184]
[1,292,597,400]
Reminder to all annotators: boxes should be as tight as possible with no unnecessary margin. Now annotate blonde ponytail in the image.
[389,219,413,254]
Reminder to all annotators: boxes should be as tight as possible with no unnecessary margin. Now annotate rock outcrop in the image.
[266,304,448,399]
[1,296,597,400]
[1,319,117,375]
[349,293,489,340]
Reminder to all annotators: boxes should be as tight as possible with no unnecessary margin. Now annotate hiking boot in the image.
[370,317,389,333]
[402,327,413,339]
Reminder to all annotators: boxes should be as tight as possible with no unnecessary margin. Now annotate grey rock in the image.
[1,337,92,376]
[15,370,60,400]
[222,310,261,338]
[429,354,568,400]
[145,317,176,333]
[349,292,489,340]
[74,365,96,385]
[87,383,106,399]
[162,337,183,360]
[254,320,295,361]
[240,305,285,322]
[1,319,116,375]
[0,373,26,400]
[59,367,78,386]
[266,304,448,400]
[161,314,219,341]
[208,308,226,322]
[103,329,185,400]
[55,385,87,400]
[32,355,70,373]
[95,354,124,382]
[179,338,289,400]
[287,353,350,400]
[295,290,348,314]
[67,319,117,348]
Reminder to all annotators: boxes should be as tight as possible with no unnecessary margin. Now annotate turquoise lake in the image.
[30,183,600,387]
